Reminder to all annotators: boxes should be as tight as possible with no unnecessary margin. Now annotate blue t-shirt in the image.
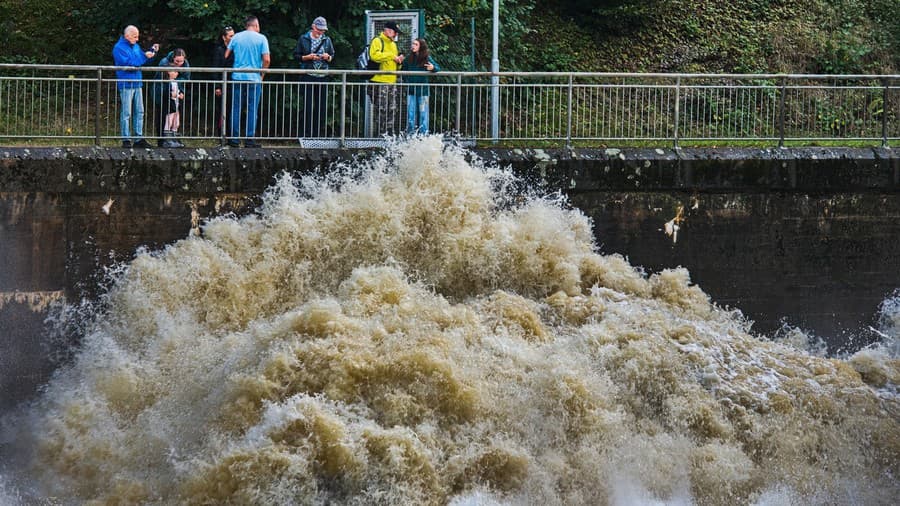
[228,30,270,82]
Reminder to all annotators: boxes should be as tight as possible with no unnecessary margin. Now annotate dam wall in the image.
[1,145,898,409]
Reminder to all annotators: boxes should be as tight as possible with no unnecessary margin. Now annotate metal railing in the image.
[0,64,897,147]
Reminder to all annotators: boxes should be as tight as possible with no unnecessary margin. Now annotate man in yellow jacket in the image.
[368,21,404,135]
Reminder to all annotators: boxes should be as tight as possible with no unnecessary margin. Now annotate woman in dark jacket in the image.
[150,48,191,146]
[404,38,440,135]
[211,27,235,137]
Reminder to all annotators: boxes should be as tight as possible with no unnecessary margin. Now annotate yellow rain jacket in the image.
[369,32,401,83]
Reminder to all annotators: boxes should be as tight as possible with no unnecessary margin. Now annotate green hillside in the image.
[548,0,899,74]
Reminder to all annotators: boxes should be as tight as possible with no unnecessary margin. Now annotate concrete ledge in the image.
[0,146,897,193]
[489,147,899,192]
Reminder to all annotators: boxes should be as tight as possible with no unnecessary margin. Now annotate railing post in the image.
[340,73,347,147]
[220,70,228,145]
[455,74,462,135]
[778,76,787,148]
[882,78,889,148]
[673,76,680,149]
[95,68,102,146]
[566,74,573,149]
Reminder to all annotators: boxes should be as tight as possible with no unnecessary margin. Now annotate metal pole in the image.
[491,0,500,142]
[778,76,786,148]
[470,18,476,72]
[455,74,462,134]
[95,68,102,146]
[673,76,680,149]
[220,70,228,145]
[340,73,347,147]
[882,79,889,148]
[566,73,573,149]
[470,18,476,139]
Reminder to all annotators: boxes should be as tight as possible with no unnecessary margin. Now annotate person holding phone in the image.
[293,16,335,138]
[112,25,159,148]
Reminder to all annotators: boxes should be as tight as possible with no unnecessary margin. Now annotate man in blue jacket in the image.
[112,25,159,148]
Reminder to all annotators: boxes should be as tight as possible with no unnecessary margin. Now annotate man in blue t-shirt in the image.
[224,15,271,148]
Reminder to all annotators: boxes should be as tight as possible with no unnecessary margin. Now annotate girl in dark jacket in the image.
[161,64,185,147]
[404,38,440,135]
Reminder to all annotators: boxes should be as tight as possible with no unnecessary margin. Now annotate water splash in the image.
[2,136,898,504]
[873,289,900,353]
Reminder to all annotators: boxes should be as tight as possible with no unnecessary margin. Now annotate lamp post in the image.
[491,0,500,142]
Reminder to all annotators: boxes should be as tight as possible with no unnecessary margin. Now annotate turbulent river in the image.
[1,136,898,504]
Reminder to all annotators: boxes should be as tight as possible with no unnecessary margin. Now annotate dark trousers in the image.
[300,75,329,138]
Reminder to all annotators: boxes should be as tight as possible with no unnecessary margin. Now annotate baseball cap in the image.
[313,17,328,30]
[384,21,401,34]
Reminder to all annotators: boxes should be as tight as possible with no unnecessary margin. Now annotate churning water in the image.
[1,136,897,504]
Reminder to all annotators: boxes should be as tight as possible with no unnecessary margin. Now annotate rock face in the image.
[1,146,898,409]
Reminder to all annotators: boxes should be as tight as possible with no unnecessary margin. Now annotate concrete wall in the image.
[1,146,898,409]
[491,146,899,342]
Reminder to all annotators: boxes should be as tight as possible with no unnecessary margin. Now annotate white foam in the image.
[7,136,898,504]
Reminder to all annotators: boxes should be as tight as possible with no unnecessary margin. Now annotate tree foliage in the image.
[1,0,897,72]
[0,0,108,63]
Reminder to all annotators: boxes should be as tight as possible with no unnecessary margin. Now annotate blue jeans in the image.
[119,87,144,140]
[406,94,429,135]
[230,81,262,139]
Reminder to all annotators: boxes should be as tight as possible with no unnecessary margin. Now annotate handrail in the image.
[2,63,898,81]
[1,64,896,148]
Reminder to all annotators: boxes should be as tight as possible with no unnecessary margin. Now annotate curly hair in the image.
[410,38,430,67]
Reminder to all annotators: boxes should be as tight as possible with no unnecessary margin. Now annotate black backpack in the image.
[356,37,384,71]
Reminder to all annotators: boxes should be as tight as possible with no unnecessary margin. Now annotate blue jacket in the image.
[112,36,151,89]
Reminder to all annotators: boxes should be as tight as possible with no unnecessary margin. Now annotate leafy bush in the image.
[0,0,896,73]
